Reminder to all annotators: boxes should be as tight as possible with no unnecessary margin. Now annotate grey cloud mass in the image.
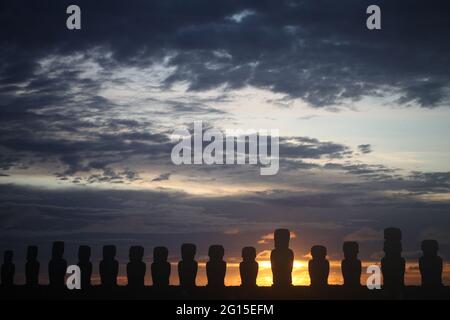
[1,1,450,108]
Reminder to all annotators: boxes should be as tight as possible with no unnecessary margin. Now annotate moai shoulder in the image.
[178,243,198,288]
[309,245,329,288]
[151,246,170,287]
[419,239,443,287]
[127,245,146,288]
[49,241,67,288]
[240,246,258,288]
[342,241,361,288]
[381,227,405,290]
[26,246,40,286]
[1,250,15,287]
[100,245,119,287]
[271,229,294,287]
[78,245,92,289]
[206,245,226,288]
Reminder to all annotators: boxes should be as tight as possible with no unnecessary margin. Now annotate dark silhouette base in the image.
[78,245,92,289]
[206,245,226,289]
[271,229,294,288]
[152,246,170,287]
[128,246,146,288]
[342,241,361,288]
[48,241,67,289]
[25,246,39,287]
[1,285,449,300]
[309,245,329,288]
[178,243,198,289]
[420,239,443,288]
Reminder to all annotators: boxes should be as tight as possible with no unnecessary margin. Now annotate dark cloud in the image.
[0,0,449,108]
[0,180,449,262]
[0,0,448,181]
[344,227,382,242]
[280,137,352,159]
[0,154,18,171]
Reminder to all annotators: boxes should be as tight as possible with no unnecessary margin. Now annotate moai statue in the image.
[240,247,258,288]
[178,243,198,288]
[151,246,170,287]
[48,241,67,289]
[381,227,405,291]
[308,245,329,288]
[419,240,443,288]
[342,241,361,288]
[78,245,92,289]
[25,246,40,287]
[1,251,15,287]
[127,246,146,288]
[206,245,226,289]
[270,229,294,287]
[100,245,119,287]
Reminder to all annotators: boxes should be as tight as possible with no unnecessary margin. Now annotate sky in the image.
[1,0,450,286]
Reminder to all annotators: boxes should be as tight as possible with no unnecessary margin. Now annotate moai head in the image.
[274,229,290,249]
[311,245,327,260]
[421,240,439,257]
[129,246,144,262]
[3,250,13,264]
[343,241,359,260]
[383,241,402,256]
[208,245,225,262]
[78,245,91,262]
[27,246,38,261]
[153,246,169,263]
[384,227,402,241]
[52,241,65,259]
[103,245,116,261]
[242,247,257,262]
[181,243,196,261]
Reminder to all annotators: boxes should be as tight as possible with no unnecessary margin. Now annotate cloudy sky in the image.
[1,0,450,285]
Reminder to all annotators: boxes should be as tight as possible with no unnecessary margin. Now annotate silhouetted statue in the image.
[78,245,92,289]
[25,246,40,287]
[48,241,67,289]
[381,228,405,290]
[206,245,226,288]
[178,243,198,288]
[1,250,15,287]
[309,245,329,288]
[240,247,258,288]
[127,246,146,288]
[270,229,294,287]
[342,241,361,288]
[419,240,443,288]
[100,245,119,287]
[151,246,170,287]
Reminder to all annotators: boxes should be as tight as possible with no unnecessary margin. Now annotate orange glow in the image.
[163,259,450,287]
[23,259,450,287]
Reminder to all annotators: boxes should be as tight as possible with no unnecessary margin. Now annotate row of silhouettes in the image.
[0,228,444,289]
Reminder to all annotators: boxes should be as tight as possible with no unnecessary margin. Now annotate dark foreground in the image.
[1,285,449,300]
